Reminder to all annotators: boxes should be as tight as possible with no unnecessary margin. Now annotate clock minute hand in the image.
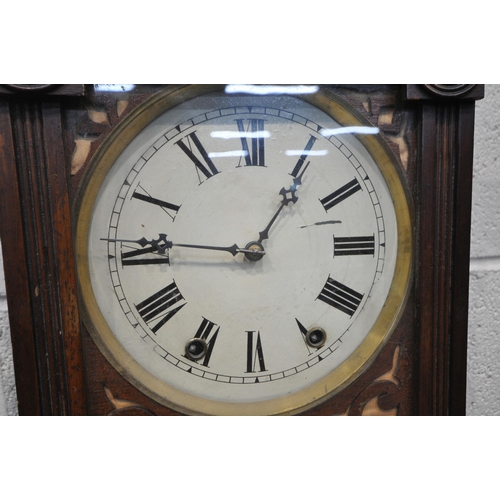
[258,161,311,244]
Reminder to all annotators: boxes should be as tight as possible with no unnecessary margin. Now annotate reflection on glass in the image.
[94,84,136,92]
[211,131,271,139]
[286,150,328,157]
[209,150,249,158]
[321,126,379,137]
[225,84,319,95]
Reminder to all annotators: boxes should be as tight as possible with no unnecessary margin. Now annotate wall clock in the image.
[0,84,483,415]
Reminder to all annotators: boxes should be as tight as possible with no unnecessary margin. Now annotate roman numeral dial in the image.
[83,92,409,415]
[333,236,375,257]
[135,281,186,333]
[320,178,362,212]
[185,318,220,367]
[290,135,318,178]
[317,277,363,317]
[246,331,267,373]
[132,190,180,220]
[236,118,266,167]
[121,245,170,266]
[176,131,219,180]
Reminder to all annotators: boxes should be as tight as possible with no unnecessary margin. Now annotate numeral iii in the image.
[333,236,375,256]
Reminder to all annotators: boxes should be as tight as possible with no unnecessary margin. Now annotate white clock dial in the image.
[77,86,412,415]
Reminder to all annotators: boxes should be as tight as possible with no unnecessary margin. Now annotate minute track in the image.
[147,336,346,386]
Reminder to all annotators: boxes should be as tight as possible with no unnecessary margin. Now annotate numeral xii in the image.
[236,118,266,167]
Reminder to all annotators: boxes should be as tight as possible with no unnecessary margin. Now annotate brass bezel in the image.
[75,84,413,416]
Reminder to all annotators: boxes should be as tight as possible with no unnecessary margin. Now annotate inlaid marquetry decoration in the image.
[104,386,156,416]
[71,96,132,176]
[336,346,402,416]
[362,93,410,170]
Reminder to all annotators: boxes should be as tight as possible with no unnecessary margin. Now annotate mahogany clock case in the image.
[0,84,483,415]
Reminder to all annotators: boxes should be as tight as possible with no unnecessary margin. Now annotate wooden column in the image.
[0,86,87,415]
[406,84,483,415]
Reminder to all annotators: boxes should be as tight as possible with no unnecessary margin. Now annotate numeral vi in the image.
[245,331,267,373]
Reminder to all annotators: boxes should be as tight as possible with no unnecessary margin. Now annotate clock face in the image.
[76,85,412,415]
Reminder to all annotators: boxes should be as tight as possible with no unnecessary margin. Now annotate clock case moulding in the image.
[0,83,484,416]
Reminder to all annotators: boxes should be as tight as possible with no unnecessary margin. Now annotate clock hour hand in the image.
[258,162,311,244]
[102,234,265,257]
[171,242,265,257]
[285,160,311,204]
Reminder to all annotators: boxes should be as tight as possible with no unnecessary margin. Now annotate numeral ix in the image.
[121,245,170,267]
